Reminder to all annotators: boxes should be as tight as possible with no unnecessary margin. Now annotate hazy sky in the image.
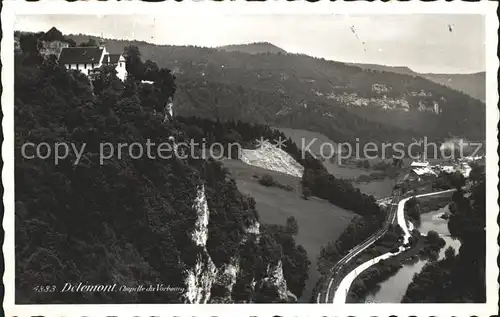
[15,14,485,74]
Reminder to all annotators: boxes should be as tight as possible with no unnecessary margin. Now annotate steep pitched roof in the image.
[59,46,104,65]
[102,54,122,65]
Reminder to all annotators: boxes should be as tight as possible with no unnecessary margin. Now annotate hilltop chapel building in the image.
[58,46,127,81]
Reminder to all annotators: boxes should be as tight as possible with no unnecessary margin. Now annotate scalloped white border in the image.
[2,1,499,316]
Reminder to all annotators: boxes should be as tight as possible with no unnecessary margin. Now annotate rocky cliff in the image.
[181,185,293,303]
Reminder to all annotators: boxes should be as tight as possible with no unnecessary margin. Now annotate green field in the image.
[223,159,356,302]
[322,159,371,179]
[353,178,396,200]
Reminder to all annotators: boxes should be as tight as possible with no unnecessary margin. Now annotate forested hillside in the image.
[14,30,310,304]
[67,35,486,146]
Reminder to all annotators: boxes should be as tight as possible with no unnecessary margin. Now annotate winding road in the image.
[316,188,454,304]
[316,189,401,303]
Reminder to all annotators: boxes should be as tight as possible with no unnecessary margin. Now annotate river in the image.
[362,204,461,303]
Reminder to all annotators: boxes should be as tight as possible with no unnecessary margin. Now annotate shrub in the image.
[259,174,275,187]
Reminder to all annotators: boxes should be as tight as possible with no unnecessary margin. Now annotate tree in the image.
[447,171,465,190]
[185,125,204,141]
[318,242,340,273]
[116,91,144,121]
[426,230,442,246]
[301,187,311,200]
[408,236,417,247]
[19,33,43,65]
[393,158,403,168]
[143,60,160,80]
[91,65,123,96]
[285,216,299,236]
[444,246,455,260]
[19,33,39,54]
[405,196,419,210]
[65,38,77,47]
[79,38,98,47]
[433,172,452,190]
[39,27,65,42]
[468,163,485,184]
[448,201,457,214]
[394,224,404,237]
[124,45,144,79]
[259,174,275,187]
[122,76,139,98]
[363,159,371,169]
[405,197,420,223]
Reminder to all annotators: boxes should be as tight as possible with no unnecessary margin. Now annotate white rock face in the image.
[211,218,261,301]
[267,261,287,295]
[372,83,391,94]
[417,100,441,114]
[215,256,241,295]
[164,97,174,122]
[325,91,412,111]
[182,185,216,304]
[255,260,290,302]
[240,141,304,178]
[184,254,217,303]
[181,185,291,303]
[245,220,260,235]
[242,218,261,244]
[191,185,210,246]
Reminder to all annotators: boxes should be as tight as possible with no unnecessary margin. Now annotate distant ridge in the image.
[350,62,485,102]
[218,42,287,55]
[348,62,416,76]
[419,72,485,102]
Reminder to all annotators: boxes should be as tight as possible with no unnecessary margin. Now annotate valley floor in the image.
[352,178,395,200]
[223,159,356,301]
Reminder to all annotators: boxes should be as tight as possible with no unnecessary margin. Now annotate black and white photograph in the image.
[2,2,498,317]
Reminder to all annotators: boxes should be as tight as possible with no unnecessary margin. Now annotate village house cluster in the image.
[407,156,482,182]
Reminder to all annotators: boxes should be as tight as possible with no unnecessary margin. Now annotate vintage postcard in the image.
[2,1,498,316]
